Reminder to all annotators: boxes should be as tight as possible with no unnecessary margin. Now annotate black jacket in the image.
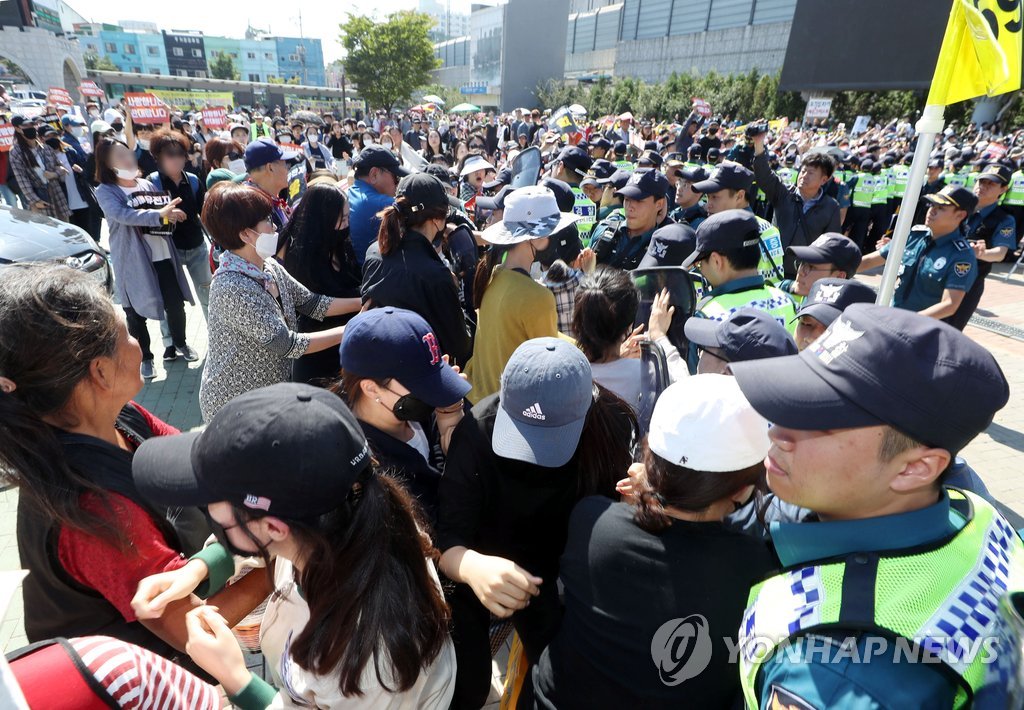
[752,151,842,278]
[361,419,447,525]
[361,231,473,367]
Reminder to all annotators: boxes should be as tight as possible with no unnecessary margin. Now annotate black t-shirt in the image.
[156,171,206,251]
[698,135,722,160]
[326,133,354,160]
[531,497,776,709]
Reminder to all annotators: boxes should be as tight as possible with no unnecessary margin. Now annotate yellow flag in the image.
[928,0,1023,105]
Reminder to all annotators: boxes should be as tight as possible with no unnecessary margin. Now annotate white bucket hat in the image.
[459,154,494,177]
[480,186,582,245]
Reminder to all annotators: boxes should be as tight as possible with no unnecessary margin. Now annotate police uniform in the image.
[843,163,877,251]
[669,203,708,229]
[881,227,976,317]
[555,146,599,241]
[868,165,893,243]
[592,169,672,271]
[730,304,1018,710]
[1001,167,1024,238]
[570,185,598,239]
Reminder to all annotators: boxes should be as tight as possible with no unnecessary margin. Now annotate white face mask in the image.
[137,138,150,150]
[382,140,393,149]
[115,167,138,180]
[228,158,247,175]
[253,230,278,259]
[71,126,86,138]
[307,134,318,145]
[365,137,375,145]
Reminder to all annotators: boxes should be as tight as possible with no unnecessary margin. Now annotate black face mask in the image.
[45,138,61,150]
[111,124,124,133]
[391,393,434,422]
[21,127,37,140]
[204,509,263,558]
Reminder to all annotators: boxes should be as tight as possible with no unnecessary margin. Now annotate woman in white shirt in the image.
[130,383,457,710]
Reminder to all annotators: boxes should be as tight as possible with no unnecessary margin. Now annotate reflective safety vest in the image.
[873,168,892,204]
[964,172,979,191]
[1004,170,1024,207]
[613,159,634,173]
[851,172,875,208]
[571,186,598,237]
[891,165,910,198]
[945,171,968,188]
[739,489,1024,709]
[755,215,785,283]
[697,282,797,335]
[776,167,798,188]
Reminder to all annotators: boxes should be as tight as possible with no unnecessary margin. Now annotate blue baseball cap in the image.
[680,209,762,269]
[244,137,299,171]
[684,308,797,363]
[60,114,85,127]
[787,233,863,277]
[339,307,471,408]
[795,278,877,328]
[492,338,594,467]
[638,223,697,268]
[732,304,1009,454]
[616,168,669,200]
[692,161,754,194]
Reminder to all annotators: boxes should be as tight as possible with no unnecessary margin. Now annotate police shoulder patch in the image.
[1001,227,1014,236]
[953,238,970,251]
[767,684,819,710]
[954,261,972,277]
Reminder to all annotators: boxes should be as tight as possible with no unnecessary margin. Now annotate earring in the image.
[375,398,382,403]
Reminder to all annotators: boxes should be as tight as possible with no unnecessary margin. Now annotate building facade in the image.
[163,31,207,78]
[273,37,325,87]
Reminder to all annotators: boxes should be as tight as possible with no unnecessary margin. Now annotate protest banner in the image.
[47,87,73,109]
[0,124,15,153]
[125,93,170,125]
[79,80,105,98]
[692,98,712,118]
[200,106,229,130]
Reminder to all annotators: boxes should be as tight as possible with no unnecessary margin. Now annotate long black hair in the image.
[572,266,640,363]
[230,470,450,697]
[0,264,125,543]
[282,183,360,292]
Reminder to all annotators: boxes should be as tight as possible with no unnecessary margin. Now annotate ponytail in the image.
[376,197,447,257]
[575,383,639,498]
[633,447,765,534]
[472,245,513,310]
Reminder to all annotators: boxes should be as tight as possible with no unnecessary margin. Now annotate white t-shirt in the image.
[119,182,171,262]
[406,422,432,463]
[259,557,456,709]
[54,151,88,211]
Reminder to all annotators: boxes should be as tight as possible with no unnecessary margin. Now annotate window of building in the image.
[247,51,256,59]
[264,52,273,60]
[289,53,299,62]
[191,48,202,58]
[249,73,260,82]
[231,52,239,58]
[133,66,141,73]
[104,42,117,52]
[176,69,188,76]
[195,70,207,78]
[124,44,136,54]
[147,46,159,56]
[172,47,184,57]
[152,69,161,75]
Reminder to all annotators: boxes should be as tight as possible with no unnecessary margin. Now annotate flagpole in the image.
[875,104,946,306]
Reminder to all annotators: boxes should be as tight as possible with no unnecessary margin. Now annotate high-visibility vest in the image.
[851,173,875,208]
[613,159,634,173]
[755,215,784,284]
[891,165,910,198]
[1003,170,1024,206]
[945,171,967,188]
[571,185,597,236]
[776,167,798,188]
[739,489,1024,709]
[873,168,891,204]
[697,283,797,335]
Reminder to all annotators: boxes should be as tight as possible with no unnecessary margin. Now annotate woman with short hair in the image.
[198,181,360,420]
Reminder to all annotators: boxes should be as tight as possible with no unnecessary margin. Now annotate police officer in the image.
[1002,156,1024,239]
[692,162,785,283]
[868,156,893,244]
[844,158,878,251]
[592,169,671,270]
[551,145,598,240]
[861,185,978,327]
[776,153,798,189]
[780,232,862,304]
[945,162,1016,330]
[589,136,611,160]
[731,304,1017,710]
[889,153,911,215]
[684,142,704,170]
[915,157,947,225]
[591,168,631,230]
[791,276,877,350]
[668,165,709,228]
[611,141,633,173]
[680,210,797,341]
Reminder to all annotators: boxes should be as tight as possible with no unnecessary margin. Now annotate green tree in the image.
[340,11,440,112]
[83,53,118,72]
[209,53,241,81]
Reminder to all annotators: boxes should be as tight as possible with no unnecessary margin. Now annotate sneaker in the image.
[163,346,178,362]
[141,359,157,380]
[176,345,200,362]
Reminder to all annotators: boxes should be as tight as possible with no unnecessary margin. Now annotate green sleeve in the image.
[228,673,278,710]
[189,543,235,598]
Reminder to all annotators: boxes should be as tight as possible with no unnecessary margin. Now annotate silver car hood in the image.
[0,205,102,261]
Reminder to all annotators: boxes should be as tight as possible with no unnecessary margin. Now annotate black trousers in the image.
[446,581,562,710]
[868,202,893,244]
[124,259,187,360]
[843,205,873,251]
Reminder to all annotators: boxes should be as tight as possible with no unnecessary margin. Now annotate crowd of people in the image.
[0,94,1023,709]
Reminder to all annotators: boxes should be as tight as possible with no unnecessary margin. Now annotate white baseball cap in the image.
[648,374,770,472]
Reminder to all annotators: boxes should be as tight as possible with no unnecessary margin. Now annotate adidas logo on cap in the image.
[522,402,546,420]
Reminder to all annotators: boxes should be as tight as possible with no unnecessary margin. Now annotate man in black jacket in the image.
[750,130,842,278]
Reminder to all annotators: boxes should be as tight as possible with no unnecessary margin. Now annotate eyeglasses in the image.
[795,260,835,274]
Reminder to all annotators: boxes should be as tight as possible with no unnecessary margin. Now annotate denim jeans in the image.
[0,183,17,207]
[160,242,212,348]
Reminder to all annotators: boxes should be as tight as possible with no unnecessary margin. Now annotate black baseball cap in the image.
[732,304,1009,454]
[587,159,617,183]
[540,177,575,213]
[679,166,710,183]
[684,308,797,362]
[638,223,698,268]
[787,233,863,276]
[637,150,663,168]
[590,137,611,151]
[339,307,471,407]
[424,163,457,187]
[608,169,632,190]
[483,166,513,190]
[613,140,628,155]
[978,162,1012,185]
[396,172,449,212]
[557,145,594,177]
[616,168,669,200]
[477,185,515,211]
[706,147,721,162]
[692,161,754,194]
[923,184,978,215]
[352,144,410,178]
[244,137,300,171]
[680,209,761,269]
[132,383,371,519]
[795,278,877,328]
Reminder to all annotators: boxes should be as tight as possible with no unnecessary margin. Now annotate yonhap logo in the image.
[650,615,713,686]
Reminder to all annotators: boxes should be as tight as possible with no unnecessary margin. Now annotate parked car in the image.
[0,204,112,292]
